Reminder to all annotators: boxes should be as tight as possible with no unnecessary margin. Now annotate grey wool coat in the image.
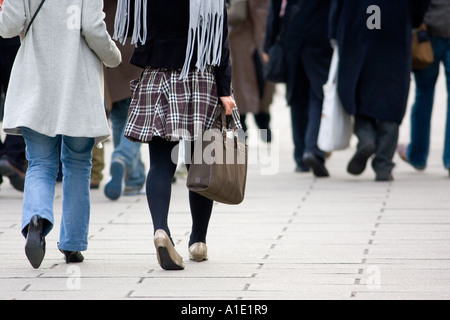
[0,0,122,143]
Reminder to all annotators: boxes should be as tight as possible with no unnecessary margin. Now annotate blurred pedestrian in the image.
[329,0,430,181]
[397,0,450,177]
[103,0,146,200]
[114,0,239,270]
[229,0,275,143]
[90,143,104,189]
[0,35,26,192]
[264,0,333,177]
[0,0,122,268]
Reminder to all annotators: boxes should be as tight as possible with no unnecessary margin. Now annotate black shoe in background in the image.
[347,143,376,175]
[302,153,329,177]
[0,158,25,192]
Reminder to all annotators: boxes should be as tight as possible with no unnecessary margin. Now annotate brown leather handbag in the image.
[187,107,248,205]
[412,24,435,71]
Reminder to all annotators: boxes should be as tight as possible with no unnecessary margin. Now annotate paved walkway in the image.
[1,71,449,300]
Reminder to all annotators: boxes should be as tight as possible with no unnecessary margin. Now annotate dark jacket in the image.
[264,0,332,105]
[0,36,20,46]
[104,0,142,109]
[264,0,330,54]
[129,0,232,97]
[329,0,430,124]
[424,0,450,38]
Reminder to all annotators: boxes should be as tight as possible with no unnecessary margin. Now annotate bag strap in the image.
[25,0,46,36]
[326,48,339,85]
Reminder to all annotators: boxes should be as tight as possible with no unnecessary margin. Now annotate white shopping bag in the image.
[318,47,353,152]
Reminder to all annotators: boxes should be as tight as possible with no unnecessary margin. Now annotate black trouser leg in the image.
[254,112,272,142]
[240,114,248,133]
[372,120,399,175]
[354,115,377,149]
[354,115,399,175]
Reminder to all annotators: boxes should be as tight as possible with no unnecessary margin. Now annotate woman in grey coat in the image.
[0,0,122,268]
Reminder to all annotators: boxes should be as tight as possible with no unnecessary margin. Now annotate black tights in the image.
[146,137,214,247]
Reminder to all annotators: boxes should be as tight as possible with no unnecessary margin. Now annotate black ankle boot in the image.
[25,215,46,269]
[59,249,84,263]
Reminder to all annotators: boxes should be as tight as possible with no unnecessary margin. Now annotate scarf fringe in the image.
[113,0,224,80]
[181,0,224,79]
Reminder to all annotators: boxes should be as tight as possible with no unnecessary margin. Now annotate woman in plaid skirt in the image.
[114,0,238,270]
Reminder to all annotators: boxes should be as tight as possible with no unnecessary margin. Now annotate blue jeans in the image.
[21,128,95,251]
[109,98,146,188]
[408,35,450,169]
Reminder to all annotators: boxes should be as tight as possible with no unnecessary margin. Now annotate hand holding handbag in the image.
[187,106,248,205]
[412,24,434,71]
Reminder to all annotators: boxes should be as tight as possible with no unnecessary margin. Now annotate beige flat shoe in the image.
[189,242,208,262]
[154,230,185,270]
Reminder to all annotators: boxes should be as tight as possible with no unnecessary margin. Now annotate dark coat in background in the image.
[264,0,332,106]
[104,0,142,111]
[329,0,430,124]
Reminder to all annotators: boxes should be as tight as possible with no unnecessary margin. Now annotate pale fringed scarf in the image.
[114,0,225,79]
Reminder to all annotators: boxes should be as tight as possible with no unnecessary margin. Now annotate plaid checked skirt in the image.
[125,67,240,142]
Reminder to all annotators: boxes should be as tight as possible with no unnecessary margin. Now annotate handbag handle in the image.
[213,104,237,132]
